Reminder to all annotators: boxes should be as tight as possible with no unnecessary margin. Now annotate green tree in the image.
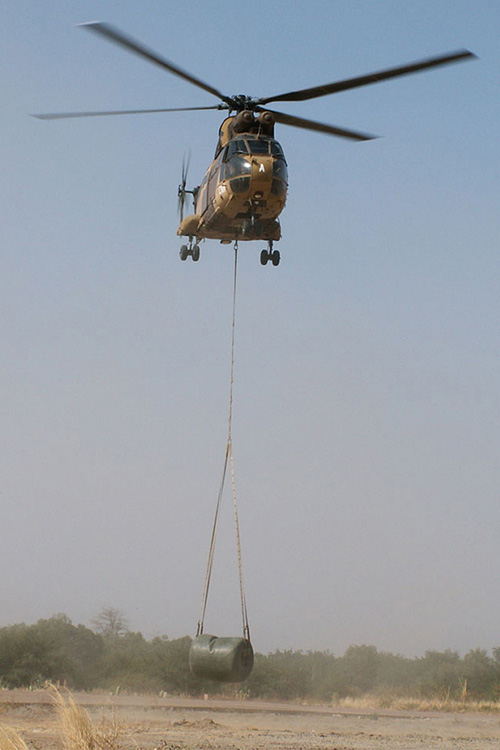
[416,649,462,698]
[340,644,379,695]
[462,648,497,699]
[0,615,103,689]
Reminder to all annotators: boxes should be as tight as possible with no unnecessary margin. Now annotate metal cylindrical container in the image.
[189,634,254,682]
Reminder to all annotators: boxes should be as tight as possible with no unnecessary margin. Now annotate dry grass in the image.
[50,687,122,750]
[0,726,29,750]
[332,693,500,713]
[391,696,500,713]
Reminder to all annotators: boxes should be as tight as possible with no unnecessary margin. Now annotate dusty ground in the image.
[1,689,499,750]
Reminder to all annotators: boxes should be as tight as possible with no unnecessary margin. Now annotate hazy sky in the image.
[2,0,499,658]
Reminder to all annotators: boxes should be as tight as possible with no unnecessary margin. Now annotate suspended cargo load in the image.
[189,634,254,682]
[189,248,254,683]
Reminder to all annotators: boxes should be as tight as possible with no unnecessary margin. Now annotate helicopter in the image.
[35,23,476,266]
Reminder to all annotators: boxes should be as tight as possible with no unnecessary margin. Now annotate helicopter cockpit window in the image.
[271,141,285,159]
[271,178,287,196]
[273,157,288,183]
[247,139,270,155]
[224,156,252,180]
[230,177,250,194]
[226,139,249,159]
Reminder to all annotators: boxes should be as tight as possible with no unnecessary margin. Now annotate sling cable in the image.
[188,243,254,683]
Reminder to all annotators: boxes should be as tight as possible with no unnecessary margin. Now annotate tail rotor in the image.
[178,152,191,222]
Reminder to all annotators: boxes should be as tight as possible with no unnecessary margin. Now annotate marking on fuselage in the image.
[259,163,265,173]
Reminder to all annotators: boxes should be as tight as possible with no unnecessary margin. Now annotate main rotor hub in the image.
[230,94,258,112]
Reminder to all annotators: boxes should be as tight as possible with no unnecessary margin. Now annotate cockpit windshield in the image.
[224,155,252,179]
[247,139,270,155]
[225,137,285,158]
[227,139,249,158]
[271,141,284,157]
[222,134,288,197]
[246,137,286,159]
[224,136,286,162]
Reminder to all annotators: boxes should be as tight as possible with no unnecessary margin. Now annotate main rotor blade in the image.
[260,108,376,141]
[32,105,225,120]
[80,22,234,106]
[258,49,476,105]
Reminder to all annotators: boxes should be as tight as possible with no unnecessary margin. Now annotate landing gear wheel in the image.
[192,244,200,262]
[260,240,280,267]
[180,245,189,261]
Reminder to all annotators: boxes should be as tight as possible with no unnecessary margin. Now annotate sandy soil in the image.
[1,689,499,750]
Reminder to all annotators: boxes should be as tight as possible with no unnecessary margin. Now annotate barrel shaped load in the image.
[189,634,254,682]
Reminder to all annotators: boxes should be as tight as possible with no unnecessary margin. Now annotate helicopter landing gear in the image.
[260,240,280,267]
[179,240,200,262]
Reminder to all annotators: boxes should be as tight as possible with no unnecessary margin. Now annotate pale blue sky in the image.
[1,0,499,657]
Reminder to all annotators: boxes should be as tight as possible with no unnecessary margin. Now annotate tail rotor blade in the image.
[178,152,191,222]
[181,152,191,187]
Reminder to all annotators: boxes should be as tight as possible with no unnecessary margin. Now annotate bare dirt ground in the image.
[1,689,499,750]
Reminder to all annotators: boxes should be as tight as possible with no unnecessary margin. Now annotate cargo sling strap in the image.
[196,243,250,642]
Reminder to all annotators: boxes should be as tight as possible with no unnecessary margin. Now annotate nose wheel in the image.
[260,241,280,267]
[180,240,200,261]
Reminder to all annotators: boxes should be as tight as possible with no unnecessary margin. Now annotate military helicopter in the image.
[35,23,475,266]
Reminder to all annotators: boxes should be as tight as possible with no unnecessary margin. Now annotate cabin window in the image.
[227,139,249,158]
[207,169,218,203]
[224,156,252,180]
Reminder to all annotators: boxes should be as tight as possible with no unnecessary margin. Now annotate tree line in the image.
[1,612,500,702]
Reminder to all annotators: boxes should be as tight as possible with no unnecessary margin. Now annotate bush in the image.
[2,615,500,702]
